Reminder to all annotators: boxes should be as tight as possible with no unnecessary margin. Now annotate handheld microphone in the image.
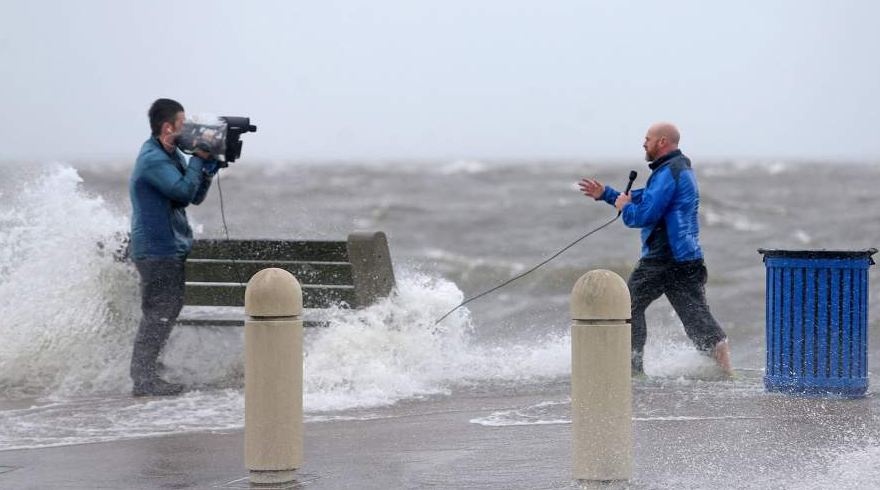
[624,170,637,195]
[618,170,638,216]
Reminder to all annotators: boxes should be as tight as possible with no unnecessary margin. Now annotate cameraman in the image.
[128,98,219,397]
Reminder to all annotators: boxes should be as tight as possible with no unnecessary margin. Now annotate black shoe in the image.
[133,378,185,397]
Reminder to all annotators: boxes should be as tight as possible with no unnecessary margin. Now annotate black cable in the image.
[215,171,246,286]
[433,213,621,325]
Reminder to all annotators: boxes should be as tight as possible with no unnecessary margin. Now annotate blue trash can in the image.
[758,249,876,397]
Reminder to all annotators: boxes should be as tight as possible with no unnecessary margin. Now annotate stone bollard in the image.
[244,268,304,485]
[570,269,632,482]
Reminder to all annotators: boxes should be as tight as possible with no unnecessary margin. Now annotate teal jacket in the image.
[129,137,214,260]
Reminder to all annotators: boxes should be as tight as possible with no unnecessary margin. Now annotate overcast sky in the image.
[1,1,878,162]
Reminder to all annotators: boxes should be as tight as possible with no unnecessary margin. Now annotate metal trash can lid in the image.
[758,248,877,263]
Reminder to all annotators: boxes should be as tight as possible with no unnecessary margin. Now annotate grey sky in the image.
[1,1,877,162]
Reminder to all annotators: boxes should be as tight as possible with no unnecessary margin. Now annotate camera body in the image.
[218,116,257,167]
[176,116,257,166]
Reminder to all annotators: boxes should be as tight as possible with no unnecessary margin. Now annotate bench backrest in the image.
[184,231,395,310]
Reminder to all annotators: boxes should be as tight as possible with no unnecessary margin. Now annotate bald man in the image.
[579,122,733,377]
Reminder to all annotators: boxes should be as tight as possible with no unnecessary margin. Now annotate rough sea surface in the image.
[1,158,878,487]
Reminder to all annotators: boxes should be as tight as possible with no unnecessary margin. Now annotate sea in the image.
[1,158,878,486]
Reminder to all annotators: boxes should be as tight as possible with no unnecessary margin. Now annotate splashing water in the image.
[0,166,576,448]
[0,163,729,452]
[797,444,880,489]
[0,162,573,407]
[0,164,137,398]
[305,271,572,411]
[0,161,722,406]
[0,264,575,449]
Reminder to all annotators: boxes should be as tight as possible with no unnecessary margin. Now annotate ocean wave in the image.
[0,165,574,406]
[0,163,137,397]
[0,162,783,452]
[437,159,489,175]
[700,160,791,177]
[303,271,573,411]
[701,206,766,231]
[423,247,633,293]
[0,164,574,410]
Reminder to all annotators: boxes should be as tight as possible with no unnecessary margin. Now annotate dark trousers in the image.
[130,258,185,385]
[628,259,726,364]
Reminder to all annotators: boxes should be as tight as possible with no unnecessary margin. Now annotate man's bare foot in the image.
[711,339,734,378]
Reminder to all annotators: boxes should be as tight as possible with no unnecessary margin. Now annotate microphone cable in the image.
[215,170,246,287]
[433,170,637,326]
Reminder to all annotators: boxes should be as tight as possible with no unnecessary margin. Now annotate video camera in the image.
[176,116,257,167]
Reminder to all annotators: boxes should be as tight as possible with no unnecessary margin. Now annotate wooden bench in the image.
[178,231,395,327]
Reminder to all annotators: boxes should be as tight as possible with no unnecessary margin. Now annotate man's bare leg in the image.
[712,339,734,377]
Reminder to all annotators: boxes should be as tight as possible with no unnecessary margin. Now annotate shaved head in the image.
[647,122,680,145]
[643,122,681,161]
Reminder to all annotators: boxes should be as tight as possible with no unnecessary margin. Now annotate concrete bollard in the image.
[570,269,632,482]
[244,268,304,485]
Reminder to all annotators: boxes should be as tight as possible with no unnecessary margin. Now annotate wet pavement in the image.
[1,372,878,489]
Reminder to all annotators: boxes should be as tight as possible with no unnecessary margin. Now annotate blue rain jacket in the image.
[599,149,703,262]
[129,137,214,260]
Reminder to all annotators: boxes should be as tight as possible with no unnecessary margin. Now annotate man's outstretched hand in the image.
[578,178,604,199]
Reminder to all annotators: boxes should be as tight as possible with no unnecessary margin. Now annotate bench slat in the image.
[177,318,245,327]
[176,318,327,328]
[190,239,348,262]
[184,283,355,308]
[185,260,353,285]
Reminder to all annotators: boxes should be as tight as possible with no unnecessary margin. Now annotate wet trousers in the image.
[130,258,185,385]
[628,259,727,370]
